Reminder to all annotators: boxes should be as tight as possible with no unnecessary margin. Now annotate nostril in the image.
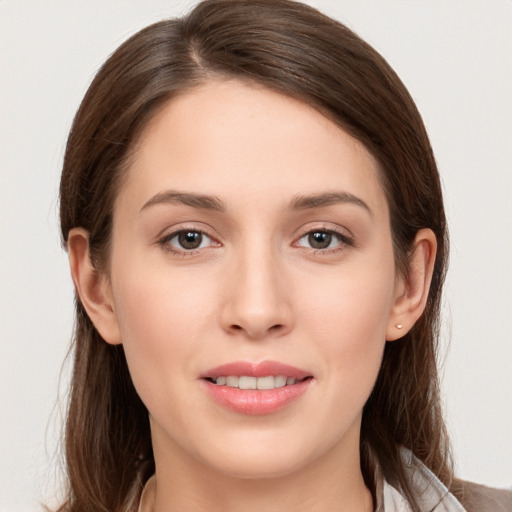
[228,322,285,337]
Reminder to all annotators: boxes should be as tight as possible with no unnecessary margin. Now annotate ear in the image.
[67,228,122,345]
[386,228,437,341]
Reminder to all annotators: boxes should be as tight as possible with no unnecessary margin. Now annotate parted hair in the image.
[58,1,454,511]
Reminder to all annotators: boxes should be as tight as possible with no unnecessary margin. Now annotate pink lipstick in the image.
[200,361,313,415]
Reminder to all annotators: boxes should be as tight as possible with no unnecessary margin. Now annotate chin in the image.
[206,451,309,480]
[193,429,328,480]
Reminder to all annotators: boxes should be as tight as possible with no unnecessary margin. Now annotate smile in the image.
[207,375,302,389]
[201,361,313,415]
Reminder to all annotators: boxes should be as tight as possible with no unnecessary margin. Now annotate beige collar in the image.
[138,473,155,512]
[377,448,466,511]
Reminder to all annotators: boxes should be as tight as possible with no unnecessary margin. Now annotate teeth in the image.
[239,376,257,389]
[213,375,298,389]
[226,376,239,387]
[257,376,275,390]
[275,376,287,388]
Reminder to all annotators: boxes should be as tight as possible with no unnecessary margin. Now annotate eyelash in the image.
[157,227,353,256]
[158,228,219,255]
[294,228,354,254]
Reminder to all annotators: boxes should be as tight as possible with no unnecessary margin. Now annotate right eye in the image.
[160,229,217,253]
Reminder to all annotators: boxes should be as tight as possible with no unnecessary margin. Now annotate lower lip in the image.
[201,379,312,415]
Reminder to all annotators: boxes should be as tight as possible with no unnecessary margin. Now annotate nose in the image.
[220,245,294,340]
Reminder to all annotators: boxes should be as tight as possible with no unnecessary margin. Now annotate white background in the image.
[1,1,511,510]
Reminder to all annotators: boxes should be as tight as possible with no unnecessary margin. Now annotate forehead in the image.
[119,79,387,217]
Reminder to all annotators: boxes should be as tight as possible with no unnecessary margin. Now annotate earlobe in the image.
[67,228,122,345]
[386,229,437,341]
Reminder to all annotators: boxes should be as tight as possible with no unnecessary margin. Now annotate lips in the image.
[201,360,311,380]
[200,361,313,415]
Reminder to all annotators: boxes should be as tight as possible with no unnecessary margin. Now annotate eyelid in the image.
[292,225,355,253]
[155,222,354,256]
[157,225,221,254]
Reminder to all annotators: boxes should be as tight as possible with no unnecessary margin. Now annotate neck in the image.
[148,422,373,512]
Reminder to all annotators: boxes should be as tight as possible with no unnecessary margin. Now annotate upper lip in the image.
[200,360,311,380]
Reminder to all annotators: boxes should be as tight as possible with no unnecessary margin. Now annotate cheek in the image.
[110,263,216,398]
[303,262,395,337]
[112,242,219,335]
[299,258,396,388]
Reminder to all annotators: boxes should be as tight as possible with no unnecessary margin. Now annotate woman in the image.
[57,0,511,511]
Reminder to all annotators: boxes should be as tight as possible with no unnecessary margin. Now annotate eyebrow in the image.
[140,189,371,216]
[289,191,372,216]
[140,190,226,213]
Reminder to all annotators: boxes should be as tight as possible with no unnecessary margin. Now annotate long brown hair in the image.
[59,1,453,510]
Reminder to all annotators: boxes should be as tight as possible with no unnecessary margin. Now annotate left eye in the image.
[296,230,345,250]
[164,230,214,251]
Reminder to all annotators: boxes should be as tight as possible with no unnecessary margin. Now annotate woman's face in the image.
[107,80,404,478]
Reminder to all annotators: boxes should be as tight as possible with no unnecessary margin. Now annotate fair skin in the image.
[68,80,436,512]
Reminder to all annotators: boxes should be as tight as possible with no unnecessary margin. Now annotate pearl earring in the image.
[396,324,403,329]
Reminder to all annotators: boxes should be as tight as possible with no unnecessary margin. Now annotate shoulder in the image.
[396,449,511,512]
[457,480,512,512]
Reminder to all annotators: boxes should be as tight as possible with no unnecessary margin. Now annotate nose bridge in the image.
[222,234,292,339]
